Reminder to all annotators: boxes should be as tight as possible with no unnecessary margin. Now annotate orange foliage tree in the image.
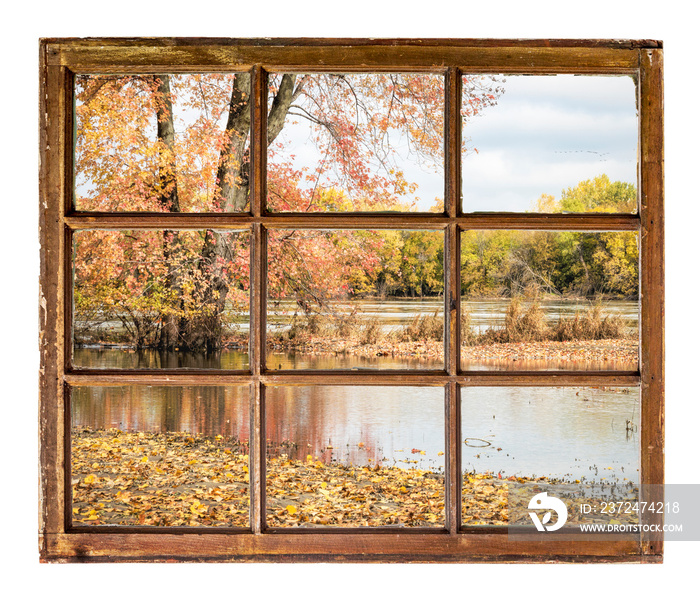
[74,73,503,350]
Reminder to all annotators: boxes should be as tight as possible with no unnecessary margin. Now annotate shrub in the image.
[475,298,628,345]
[551,303,627,341]
[479,297,549,343]
[400,310,443,342]
[359,317,384,345]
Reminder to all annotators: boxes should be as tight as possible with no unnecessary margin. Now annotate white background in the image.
[2,1,697,595]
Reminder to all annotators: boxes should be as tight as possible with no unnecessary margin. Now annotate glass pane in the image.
[461,386,640,527]
[461,230,639,370]
[461,75,638,213]
[73,229,250,368]
[266,386,445,527]
[71,386,250,527]
[267,229,444,370]
[267,73,444,212]
[75,73,251,212]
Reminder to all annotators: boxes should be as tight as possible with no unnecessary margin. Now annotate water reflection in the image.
[71,384,640,483]
[266,386,445,471]
[71,385,250,438]
[73,347,250,370]
[461,386,640,484]
[266,351,443,370]
[265,386,446,527]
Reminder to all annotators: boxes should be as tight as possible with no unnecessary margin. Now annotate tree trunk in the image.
[184,74,299,351]
[153,74,184,350]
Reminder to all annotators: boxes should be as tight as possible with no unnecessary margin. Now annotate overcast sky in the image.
[461,74,638,212]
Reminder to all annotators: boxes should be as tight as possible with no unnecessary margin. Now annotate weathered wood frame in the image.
[39,38,664,563]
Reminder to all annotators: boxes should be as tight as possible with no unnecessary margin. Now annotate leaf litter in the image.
[72,428,639,529]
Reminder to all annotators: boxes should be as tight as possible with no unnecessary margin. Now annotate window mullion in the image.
[445,67,461,220]
[444,68,462,532]
[250,65,268,533]
[446,382,461,533]
[445,67,462,376]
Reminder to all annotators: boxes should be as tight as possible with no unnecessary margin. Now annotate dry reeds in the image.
[277,297,629,349]
[471,299,628,345]
[551,303,627,341]
[399,310,443,342]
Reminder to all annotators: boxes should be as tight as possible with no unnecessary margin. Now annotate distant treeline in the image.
[352,175,638,300]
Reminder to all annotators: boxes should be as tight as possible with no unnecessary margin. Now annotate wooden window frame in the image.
[39,38,664,563]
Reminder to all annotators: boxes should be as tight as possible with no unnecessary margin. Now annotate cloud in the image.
[461,74,638,211]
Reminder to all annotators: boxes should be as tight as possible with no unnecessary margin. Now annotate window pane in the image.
[267,229,444,370]
[73,229,250,368]
[461,230,639,371]
[461,75,638,213]
[267,73,444,212]
[75,73,251,212]
[461,386,640,527]
[71,385,250,527]
[266,386,445,527]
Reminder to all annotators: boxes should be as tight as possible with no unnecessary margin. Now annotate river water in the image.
[71,298,640,483]
[74,297,639,370]
[71,384,639,484]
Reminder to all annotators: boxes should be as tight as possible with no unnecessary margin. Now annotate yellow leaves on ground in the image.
[265,456,445,528]
[74,429,638,531]
[461,474,510,525]
[71,429,249,527]
[461,338,638,369]
[74,428,639,531]
[461,474,641,528]
[72,428,447,529]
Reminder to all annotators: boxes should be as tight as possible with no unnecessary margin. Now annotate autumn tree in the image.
[535,175,638,298]
[75,73,503,350]
[535,174,637,213]
[461,230,515,297]
[458,176,639,300]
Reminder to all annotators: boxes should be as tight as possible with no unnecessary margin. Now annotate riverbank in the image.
[461,338,638,367]
[267,337,639,367]
[72,429,639,528]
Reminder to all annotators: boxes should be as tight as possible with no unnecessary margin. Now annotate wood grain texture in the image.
[63,370,640,387]
[251,382,265,534]
[39,53,68,545]
[445,68,461,377]
[41,530,643,563]
[446,383,460,534]
[639,48,665,559]
[41,37,662,48]
[46,40,642,74]
[63,212,640,230]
